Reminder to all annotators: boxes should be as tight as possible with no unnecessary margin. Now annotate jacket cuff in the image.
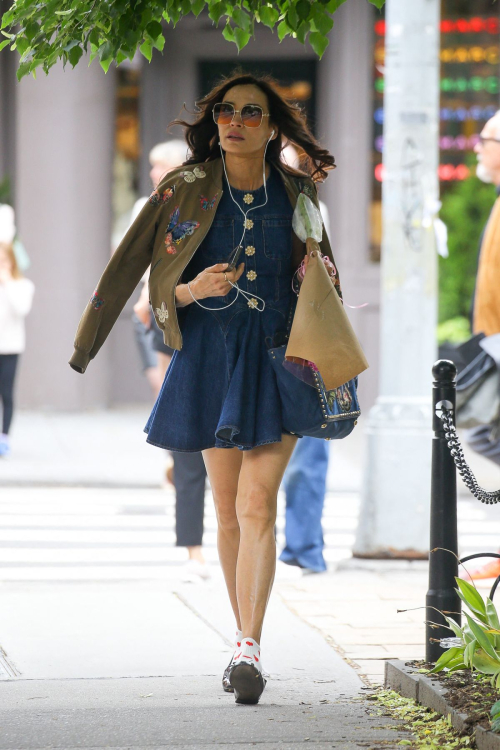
[69,348,91,374]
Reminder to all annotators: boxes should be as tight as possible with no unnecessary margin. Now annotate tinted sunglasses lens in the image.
[242,105,263,127]
[213,103,234,124]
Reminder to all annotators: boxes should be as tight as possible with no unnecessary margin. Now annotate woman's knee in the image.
[213,492,239,531]
[237,484,277,529]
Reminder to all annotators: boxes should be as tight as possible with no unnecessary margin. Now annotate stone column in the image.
[15,60,116,409]
[317,0,381,410]
[353,0,440,557]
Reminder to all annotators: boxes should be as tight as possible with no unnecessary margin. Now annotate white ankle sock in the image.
[234,629,243,649]
[233,637,262,673]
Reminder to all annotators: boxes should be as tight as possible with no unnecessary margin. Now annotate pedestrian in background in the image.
[0,205,34,457]
[460,111,500,581]
[130,141,210,583]
[278,144,331,575]
[465,112,500,466]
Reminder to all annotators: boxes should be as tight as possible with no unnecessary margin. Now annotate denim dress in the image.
[144,164,296,452]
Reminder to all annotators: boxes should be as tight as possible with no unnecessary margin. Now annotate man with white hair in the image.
[461,112,500,581]
[131,139,210,583]
[465,113,500,464]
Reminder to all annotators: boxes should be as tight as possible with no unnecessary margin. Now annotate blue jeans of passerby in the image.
[279,437,330,573]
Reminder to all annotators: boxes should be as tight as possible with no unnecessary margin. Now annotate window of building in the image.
[371,1,500,261]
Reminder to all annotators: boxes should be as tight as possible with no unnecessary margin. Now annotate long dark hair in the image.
[168,70,335,183]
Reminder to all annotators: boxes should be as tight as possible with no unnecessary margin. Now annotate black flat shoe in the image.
[229,662,266,705]
[222,657,234,692]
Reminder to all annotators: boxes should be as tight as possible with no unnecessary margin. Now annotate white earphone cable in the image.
[186,129,275,313]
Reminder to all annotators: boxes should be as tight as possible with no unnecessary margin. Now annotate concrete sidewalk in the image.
[0,577,414,749]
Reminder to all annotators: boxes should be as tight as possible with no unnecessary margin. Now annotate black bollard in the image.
[425,360,462,663]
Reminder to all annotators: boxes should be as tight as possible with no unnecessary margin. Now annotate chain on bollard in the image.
[437,405,500,505]
[426,360,462,664]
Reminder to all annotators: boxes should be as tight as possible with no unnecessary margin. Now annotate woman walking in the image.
[69,71,338,704]
[0,238,35,456]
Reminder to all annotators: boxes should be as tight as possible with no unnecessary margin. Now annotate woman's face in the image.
[217,84,276,156]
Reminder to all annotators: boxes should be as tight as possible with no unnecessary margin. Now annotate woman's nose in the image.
[230,111,243,126]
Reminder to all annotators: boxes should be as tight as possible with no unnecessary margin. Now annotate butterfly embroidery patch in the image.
[180,166,206,183]
[199,193,218,211]
[164,206,200,255]
[90,291,104,310]
[155,302,169,324]
[149,185,175,206]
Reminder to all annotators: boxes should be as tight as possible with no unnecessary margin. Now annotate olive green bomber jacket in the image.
[69,157,338,374]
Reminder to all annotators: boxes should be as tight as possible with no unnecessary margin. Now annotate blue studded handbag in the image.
[267,344,361,440]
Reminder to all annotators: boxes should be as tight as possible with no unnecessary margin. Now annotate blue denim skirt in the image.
[144,164,296,452]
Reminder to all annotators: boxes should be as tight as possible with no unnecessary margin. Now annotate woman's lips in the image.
[227,134,244,141]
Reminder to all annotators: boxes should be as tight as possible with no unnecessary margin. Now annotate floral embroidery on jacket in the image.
[155,302,169,324]
[164,206,200,255]
[199,193,218,211]
[149,185,176,206]
[90,291,105,310]
[180,166,206,183]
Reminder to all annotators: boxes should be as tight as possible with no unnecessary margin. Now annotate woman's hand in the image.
[175,262,245,307]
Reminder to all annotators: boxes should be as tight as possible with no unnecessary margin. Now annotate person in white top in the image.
[0,240,35,456]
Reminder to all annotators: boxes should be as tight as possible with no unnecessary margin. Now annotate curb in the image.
[385,660,500,750]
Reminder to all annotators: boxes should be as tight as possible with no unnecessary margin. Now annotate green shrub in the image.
[439,172,496,325]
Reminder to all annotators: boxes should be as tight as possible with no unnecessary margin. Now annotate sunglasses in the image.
[479,135,500,146]
[213,102,270,128]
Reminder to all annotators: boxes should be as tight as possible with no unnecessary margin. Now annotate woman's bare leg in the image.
[202,447,243,628]
[236,434,298,643]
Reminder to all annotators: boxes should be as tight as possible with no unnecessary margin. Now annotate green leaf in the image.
[191,0,206,17]
[311,6,333,36]
[472,649,500,674]
[208,1,225,24]
[443,615,463,639]
[0,39,10,52]
[295,19,309,43]
[447,661,467,673]
[456,578,487,614]
[296,0,310,20]
[464,639,476,667]
[25,21,40,42]
[222,23,235,41]
[285,5,298,30]
[55,10,74,15]
[139,40,152,61]
[116,50,127,65]
[486,598,500,630]
[146,20,163,38]
[259,6,279,28]
[68,44,83,67]
[277,19,290,40]
[99,57,113,73]
[325,0,347,10]
[15,36,30,57]
[233,26,251,50]
[309,30,328,58]
[429,646,462,673]
[465,612,500,661]
[1,10,15,30]
[16,60,32,81]
[232,7,251,32]
[368,0,385,8]
[152,33,165,51]
[491,699,500,717]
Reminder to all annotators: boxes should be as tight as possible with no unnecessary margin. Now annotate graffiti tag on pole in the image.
[401,137,424,252]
